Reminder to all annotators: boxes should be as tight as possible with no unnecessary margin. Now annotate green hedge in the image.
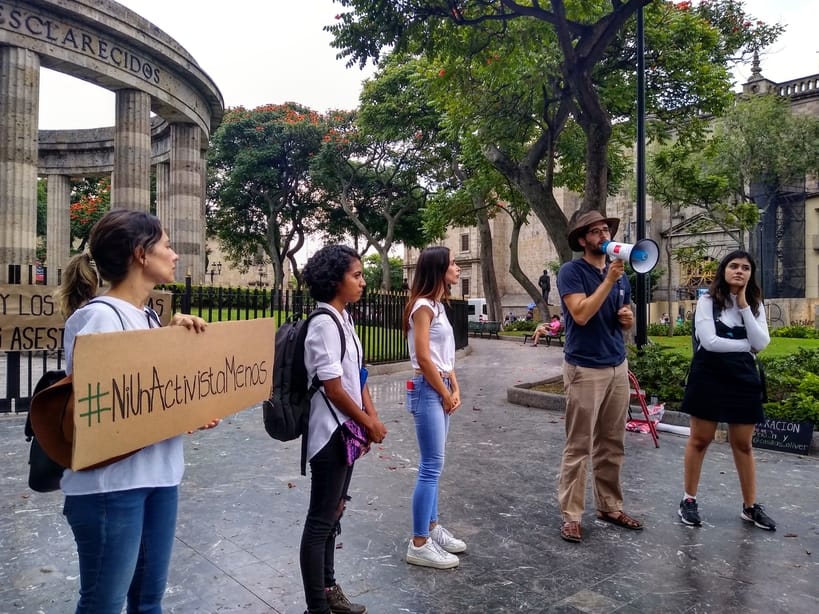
[629,344,819,425]
[503,320,538,332]
[770,324,819,339]
[646,321,692,337]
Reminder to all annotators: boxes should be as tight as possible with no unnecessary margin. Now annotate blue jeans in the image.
[407,374,450,537]
[63,486,179,614]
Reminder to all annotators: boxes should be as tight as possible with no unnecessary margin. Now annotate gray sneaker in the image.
[430,524,467,553]
[678,498,702,526]
[741,503,776,531]
[406,538,459,569]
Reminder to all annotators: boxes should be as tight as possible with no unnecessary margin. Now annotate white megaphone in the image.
[601,239,659,274]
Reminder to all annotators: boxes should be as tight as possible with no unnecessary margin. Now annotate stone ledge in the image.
[508,379,819,455]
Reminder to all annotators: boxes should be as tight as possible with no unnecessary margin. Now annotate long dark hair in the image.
[90,209,164,283]
[54,210,164,317]
[402,246,451,334]
[708,250,762,317]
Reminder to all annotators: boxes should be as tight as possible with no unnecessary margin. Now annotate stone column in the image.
[0,47,40,267]
[46,174,71,278]
[169,123,203,282]
[154,162,171,236]
[112,89,151,211]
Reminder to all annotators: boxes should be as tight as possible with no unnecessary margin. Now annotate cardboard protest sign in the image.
[0,285,173,351]
[70,318,275,469]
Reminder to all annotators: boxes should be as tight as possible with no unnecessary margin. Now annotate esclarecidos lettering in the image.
[0,3,162,85]
[108,357,269,422]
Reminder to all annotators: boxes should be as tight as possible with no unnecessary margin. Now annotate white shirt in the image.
[61,297,184,495]
[695,294,770,354]
[303,303,364,461]
[407,298,455,372]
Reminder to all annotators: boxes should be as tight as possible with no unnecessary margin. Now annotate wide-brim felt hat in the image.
[29,375,75,468]
[567,210,620,252]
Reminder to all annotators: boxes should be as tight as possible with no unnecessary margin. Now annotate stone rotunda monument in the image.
[0,0,224,282]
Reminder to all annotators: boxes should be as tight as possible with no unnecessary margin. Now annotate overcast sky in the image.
[37,0,818,130]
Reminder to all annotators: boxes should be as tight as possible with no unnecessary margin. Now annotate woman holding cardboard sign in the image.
[54,209,210,614]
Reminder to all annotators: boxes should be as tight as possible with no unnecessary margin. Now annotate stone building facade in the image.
[0,0,224,283]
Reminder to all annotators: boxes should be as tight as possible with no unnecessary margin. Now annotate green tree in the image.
[310,63,437,290]
[328,0,781,264]
[650,94,819,248]
[70,177,111,252]
[207,103,326,289]
[362,253,404,290]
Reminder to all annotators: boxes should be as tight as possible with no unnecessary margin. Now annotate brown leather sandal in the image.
[560,520,582,542]
[597,510,644,530]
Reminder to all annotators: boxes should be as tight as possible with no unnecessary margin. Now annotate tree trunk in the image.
[665,232,674,337]
[379,247,392,292]
[508,216,545,314]
[484,144,573,263]
[580,120,611,212]
[475,202,502,321]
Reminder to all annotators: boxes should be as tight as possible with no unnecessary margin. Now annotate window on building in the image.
[460,233,469,252]
[461,277,470,297]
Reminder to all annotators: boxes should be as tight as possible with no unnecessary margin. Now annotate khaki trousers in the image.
[558,360,629,522]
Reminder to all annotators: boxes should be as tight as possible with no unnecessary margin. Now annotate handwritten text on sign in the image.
[752,419,814,455]
[71,318,276,470]
[0,285,172,351]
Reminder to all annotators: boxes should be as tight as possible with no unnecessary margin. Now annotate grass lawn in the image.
[648,335,819,359]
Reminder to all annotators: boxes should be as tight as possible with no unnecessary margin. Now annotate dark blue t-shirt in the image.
[557,258,631,368]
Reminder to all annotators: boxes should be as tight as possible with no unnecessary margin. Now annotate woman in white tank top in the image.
[402,246,466,570]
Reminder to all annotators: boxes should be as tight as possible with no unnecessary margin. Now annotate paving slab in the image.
[1,337,817,613]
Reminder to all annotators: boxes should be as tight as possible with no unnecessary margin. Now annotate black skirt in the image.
[680,350,764,424]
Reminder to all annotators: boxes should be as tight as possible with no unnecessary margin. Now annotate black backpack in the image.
[25,369,69,492]
[262,308,345,473]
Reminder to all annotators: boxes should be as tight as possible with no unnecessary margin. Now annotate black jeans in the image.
[300,429,354,614]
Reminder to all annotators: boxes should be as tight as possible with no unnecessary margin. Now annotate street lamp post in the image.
[209,261,222,284]
[635,5,648,350]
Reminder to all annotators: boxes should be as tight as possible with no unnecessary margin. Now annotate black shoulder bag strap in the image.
[87,298,127,330]
[301,307,348,474]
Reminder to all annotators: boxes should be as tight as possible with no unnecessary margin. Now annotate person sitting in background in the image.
[660,313,670,324]
[530,314,563,347]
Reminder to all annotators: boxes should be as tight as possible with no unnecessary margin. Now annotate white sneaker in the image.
[406,538,459,569]
[430,524,467,553]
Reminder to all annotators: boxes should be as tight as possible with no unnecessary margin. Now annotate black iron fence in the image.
[1,279,468,414]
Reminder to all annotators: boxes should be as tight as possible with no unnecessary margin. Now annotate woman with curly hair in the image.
[678,250,774,530]
[402,246,465,569]
[300,245,388,614]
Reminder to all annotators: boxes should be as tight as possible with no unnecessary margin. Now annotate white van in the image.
[467,298,488,323]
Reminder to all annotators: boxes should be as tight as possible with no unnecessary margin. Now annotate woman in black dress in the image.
[677,250,775,530]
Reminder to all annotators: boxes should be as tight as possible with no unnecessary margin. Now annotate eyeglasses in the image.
[586,226,610,237]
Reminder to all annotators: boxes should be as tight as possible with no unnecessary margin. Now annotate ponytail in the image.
[54,253,99,318]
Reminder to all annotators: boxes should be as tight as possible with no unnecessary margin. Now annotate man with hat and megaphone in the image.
[555,210,645,543]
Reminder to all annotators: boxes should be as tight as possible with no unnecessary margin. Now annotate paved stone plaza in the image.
[1,337,817,613]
